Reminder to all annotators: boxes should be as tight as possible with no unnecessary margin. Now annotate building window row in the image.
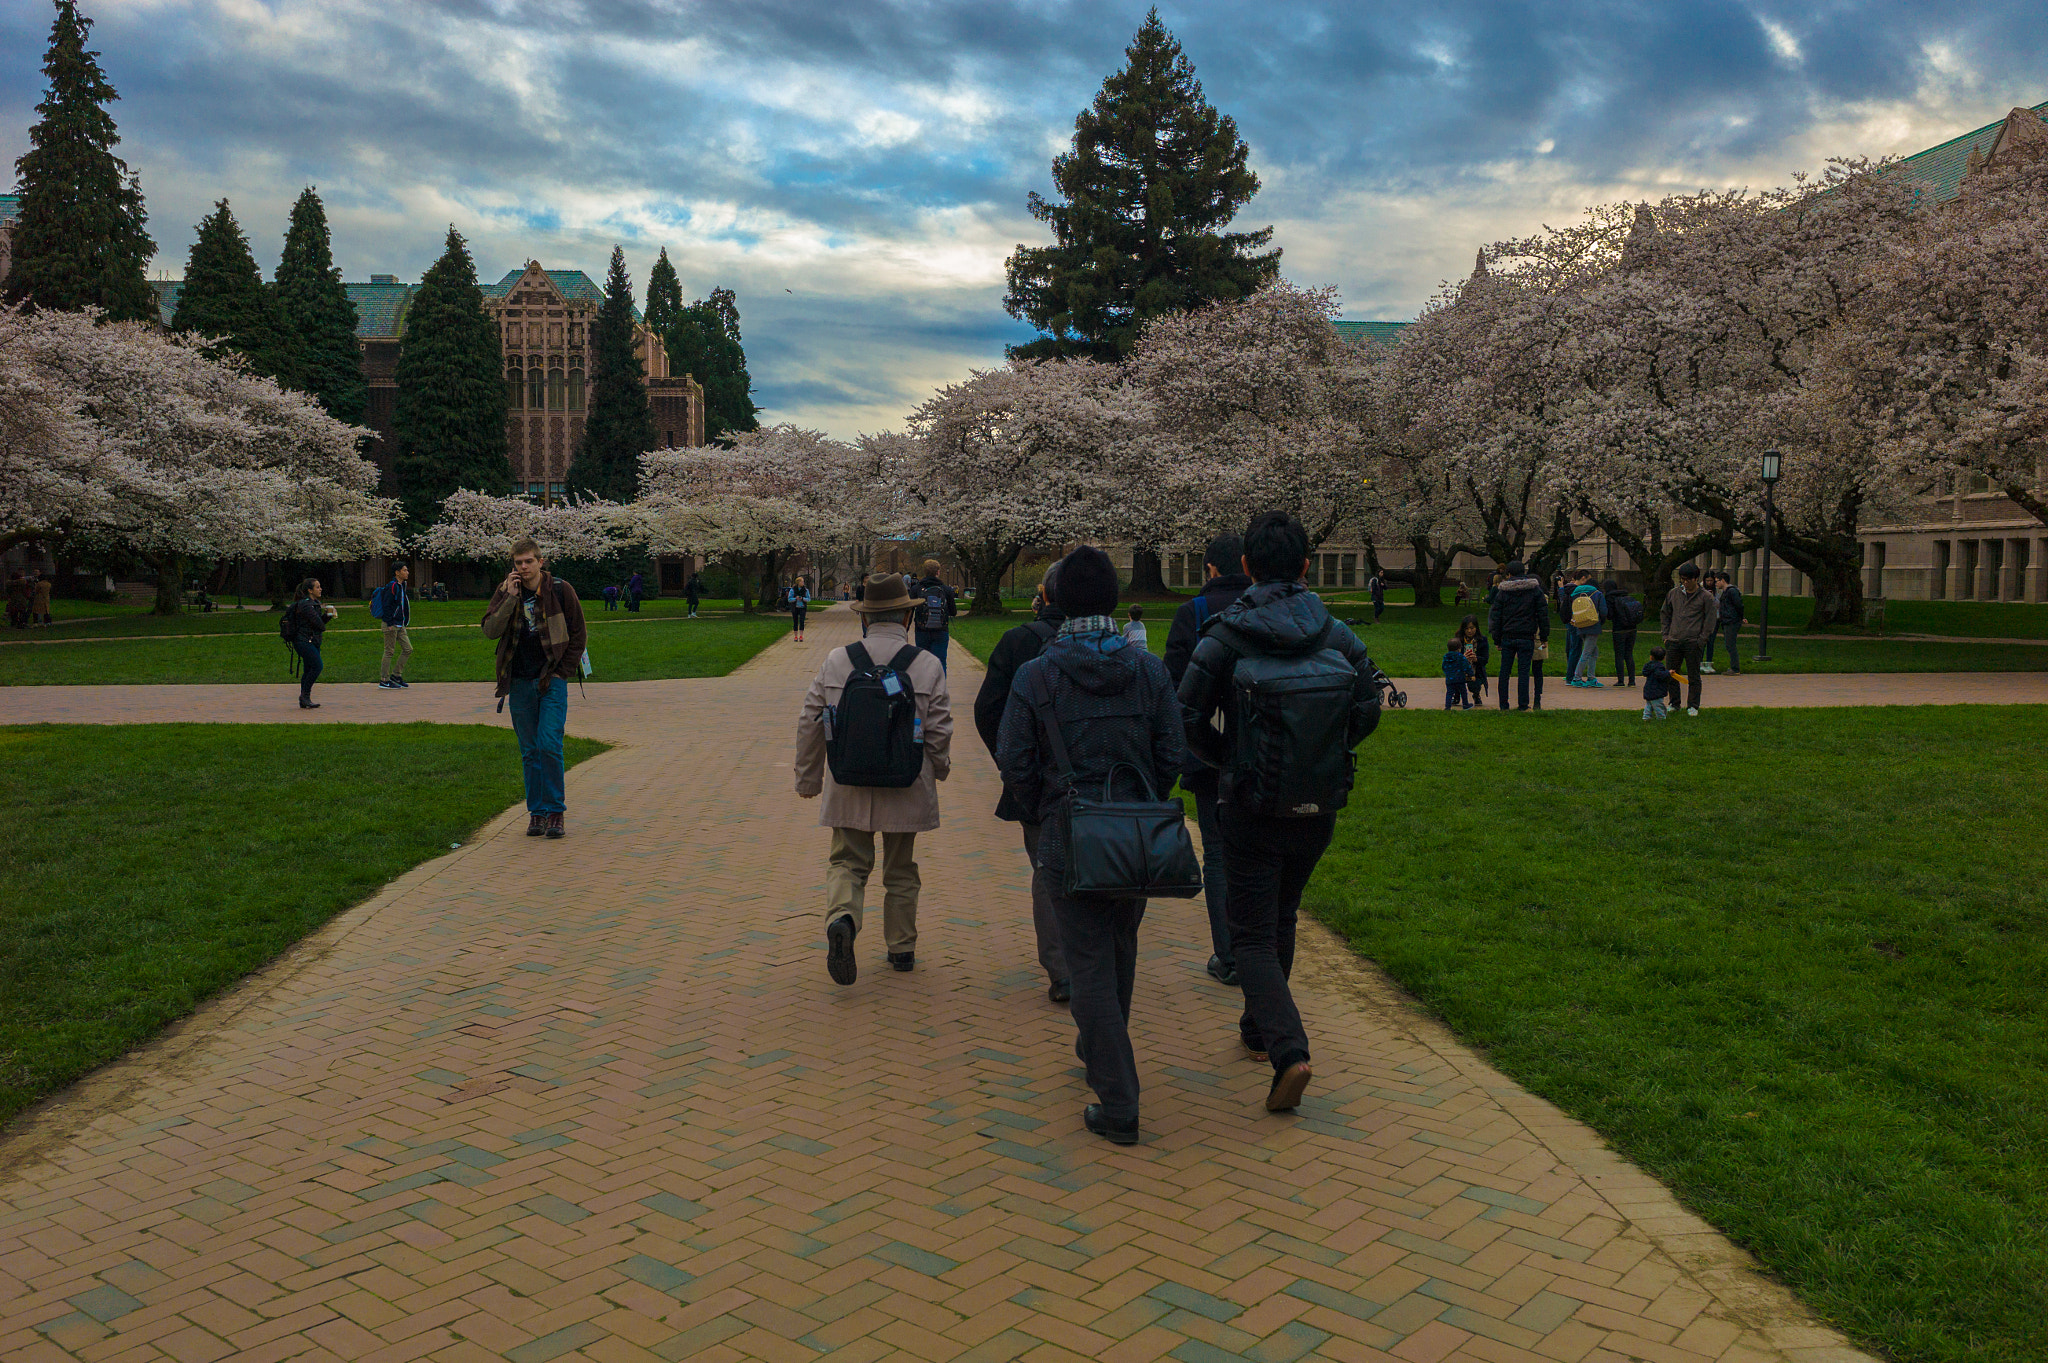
[506,364,585,412]
[515,481,570,505]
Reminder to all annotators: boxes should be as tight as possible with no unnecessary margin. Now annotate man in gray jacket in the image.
[1659,563,1717,715]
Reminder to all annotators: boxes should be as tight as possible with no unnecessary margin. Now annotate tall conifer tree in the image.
[391,227,510,530]
[275,187,365,425]
[644,248,683,337]
[660,287,759,442]
[5,0,156,319]
[570,245,656,501]
[1004,9,1278,360]
[172,199,299,385]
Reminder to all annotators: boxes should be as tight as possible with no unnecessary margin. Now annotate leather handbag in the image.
[1028,672,1203,901]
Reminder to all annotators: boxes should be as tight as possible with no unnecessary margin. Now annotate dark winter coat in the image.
[1642,660,1675,703]
[1162,572,1252,792]
[1176,580,1380,787]
[287,597,329,643]
[996,624,1186,881]
[1718,585,1746,627]
[974,607,1064,821]
[1487,576,1551,643]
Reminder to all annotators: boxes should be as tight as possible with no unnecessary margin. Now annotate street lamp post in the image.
[1756,450,1781,662]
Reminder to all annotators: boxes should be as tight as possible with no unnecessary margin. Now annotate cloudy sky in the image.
[3,1,2043,437]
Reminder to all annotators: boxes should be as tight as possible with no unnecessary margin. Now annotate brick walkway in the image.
[0,606,1878,1363]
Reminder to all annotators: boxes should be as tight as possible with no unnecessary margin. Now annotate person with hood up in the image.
[974,563,1070,1003]
[1178,512,1381,1117]
[1487,560,1551,711]
[1162,534,1252,987]
[997,546,1185,1145]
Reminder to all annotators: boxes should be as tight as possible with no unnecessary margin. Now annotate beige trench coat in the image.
[794,620,952,832]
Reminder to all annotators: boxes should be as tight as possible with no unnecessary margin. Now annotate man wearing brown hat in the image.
[795,573,954,984]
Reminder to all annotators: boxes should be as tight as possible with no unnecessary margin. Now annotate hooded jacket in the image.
[996,623,1185,881]
[1176,580,1380,790]
[1717,583,1746,627]
[974,605,1065,821]
[1162,571,1253,791]
[1488,576,1551,643]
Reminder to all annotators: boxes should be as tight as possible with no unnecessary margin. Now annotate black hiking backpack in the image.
[922,584,949,632]
[826,643,924,788]
[1213,619,1360,818]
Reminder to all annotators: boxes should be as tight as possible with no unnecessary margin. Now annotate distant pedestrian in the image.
[913,559,958,670]
[1180,513,1381,1116]
[1706,572,1745,675]
[30,570,52,627]
[1441,637,1474,709]
[603,583,619,612]
[1566,570,1607,687]
[1163,534,1253,988]
[1455,614,1488,705]
[974,563,1069,1002]
[1658,563,1716,715]
[786,575,811,640]
[482,540,588,839]
[796,573,952,984]
[285,578,332,710]
[1123,603,1147,649]
[5,572,27,630]
[1604,579,1641,687]
[1641,647,1674,720]
[626,570,644,612]
[372,562,414,690]
[1488,560,1550,711]
[999,546,1185,1143]
[1368,570,1386,622]
[685,571,703,618]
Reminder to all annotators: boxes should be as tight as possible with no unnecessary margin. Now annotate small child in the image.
[602,583,620,612]
[1641,647,1673,721]
[1124,603,1147,648]
[1441,637,1474,709]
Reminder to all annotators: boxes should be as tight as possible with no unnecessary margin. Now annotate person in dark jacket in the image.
[1161,534,1252,986]
[685,572,703,618]
[1454,614,1489,705]
[974,563,1069,1002]
[1705,572,1745,675]
[1602,579,1640,686]
[913,560,958,670]
[1179,512,1381,1116]
[1368,570,1386,622]
[286,578,332,709]
[626,570,644,612]
[997,547,1186,1145]
[1487,561,1551,711]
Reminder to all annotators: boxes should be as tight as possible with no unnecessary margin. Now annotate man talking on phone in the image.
[482,539,587,839]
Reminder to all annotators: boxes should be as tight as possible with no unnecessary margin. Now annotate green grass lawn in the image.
[953,599,2046,676]
[0,606,790,685]
[0,723,604,1124]
[1315,706,2047,1363]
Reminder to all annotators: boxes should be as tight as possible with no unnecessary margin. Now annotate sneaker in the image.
[1048,980,1072,1004]
[545,813,565,839]
[1586,679,1605,688]
[1267,1061,1313,1112]
[1687,707,1699,717]
[1083,1104,1139,1145]
[377,679,398,689]
[526,814,546,837]
[392,676,410,688]
[1700,662,1717,674]
[826,916,857,985]
[1206,955,1239,986]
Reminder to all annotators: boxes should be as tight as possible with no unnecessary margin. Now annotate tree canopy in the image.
[274,187,366,426]
[569,245,656,502]
[172,199,299,387]
[390,227,510,530]
[1003,9,1279,361]
[660,286,759,442]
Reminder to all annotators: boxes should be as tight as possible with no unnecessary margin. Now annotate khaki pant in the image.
[381,624,413,681]
[825,828,920,953]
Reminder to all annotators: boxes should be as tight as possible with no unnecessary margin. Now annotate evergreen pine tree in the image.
[5,0,156,319]
[1004,9,1278,360]
[570,246,657,501]
[391,227,510,531]
[274,187,365,425]
[644,247,683,336]
[660,286,759,442]
[172,199,300,385]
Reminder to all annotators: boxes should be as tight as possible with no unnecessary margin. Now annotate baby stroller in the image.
[1368,661,1407,709]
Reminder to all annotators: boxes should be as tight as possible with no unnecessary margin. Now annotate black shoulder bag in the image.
[1027,669,1202,901]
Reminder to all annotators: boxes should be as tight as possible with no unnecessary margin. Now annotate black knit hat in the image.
[1056,545,1118,617]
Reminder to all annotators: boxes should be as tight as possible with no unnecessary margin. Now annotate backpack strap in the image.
[887,646,921,697]
[1026,620,1056,646]
[1024,666,1079,790]
[845,641,875,674]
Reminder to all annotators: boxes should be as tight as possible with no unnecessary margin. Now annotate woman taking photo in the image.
[286,578,333,709]
[1455,614,1489,706]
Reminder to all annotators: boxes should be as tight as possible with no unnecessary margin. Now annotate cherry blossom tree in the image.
[410,490,634,565]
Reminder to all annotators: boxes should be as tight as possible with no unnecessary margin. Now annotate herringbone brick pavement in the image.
[0,605,1878,1363]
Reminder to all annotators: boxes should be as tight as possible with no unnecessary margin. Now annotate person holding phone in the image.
[481,540,588,839]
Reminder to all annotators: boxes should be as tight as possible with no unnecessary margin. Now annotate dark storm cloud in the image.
[2,0,2040,435]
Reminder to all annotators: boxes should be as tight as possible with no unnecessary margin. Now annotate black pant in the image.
[1220,806,1334,1076]
[1051,892,1145,1120]
[1496,639,1546,710]
[1611,629,1638,684]
[1720,621,1741,671]
[294,639,323,702]
[1666,639,1704,708]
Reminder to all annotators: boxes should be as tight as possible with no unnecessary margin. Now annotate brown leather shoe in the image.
[526,814,546,837]
[1266,1061,1312,1112]
[545,813,565,839]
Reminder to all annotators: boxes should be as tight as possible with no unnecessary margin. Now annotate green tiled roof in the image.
[0,194,19,223]
[1334,320,1409,348]
[1895,100,2048,203]
[483,269,641,320]
[346,282,418,340]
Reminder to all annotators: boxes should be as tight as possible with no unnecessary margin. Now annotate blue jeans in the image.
[293,639,322,703]
[915,629,949,671]
[508,677,568,814]
[1564,625,1582,675]
[1193,786,1232,970]
[1571,628,1601,682]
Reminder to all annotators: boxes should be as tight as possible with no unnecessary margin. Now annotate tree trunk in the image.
[1406,536,1453,609]
[1800,555,1866,630]
[1128,546,1168,597]
[728,554,758,613]
[755,550,791,614]
[956,539,1021,616]
[151,554,185,616]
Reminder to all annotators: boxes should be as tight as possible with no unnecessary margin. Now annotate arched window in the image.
[528,365,545,410]
[568,369,585,412]
[507,363,523,409]
[548,367,566,411]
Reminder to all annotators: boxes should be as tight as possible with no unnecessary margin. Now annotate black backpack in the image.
[826,643,924,788]
[1612,594,1645,629]
[921,584,949,632]
[1213,619,1360,817]
[279,601,300,644]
